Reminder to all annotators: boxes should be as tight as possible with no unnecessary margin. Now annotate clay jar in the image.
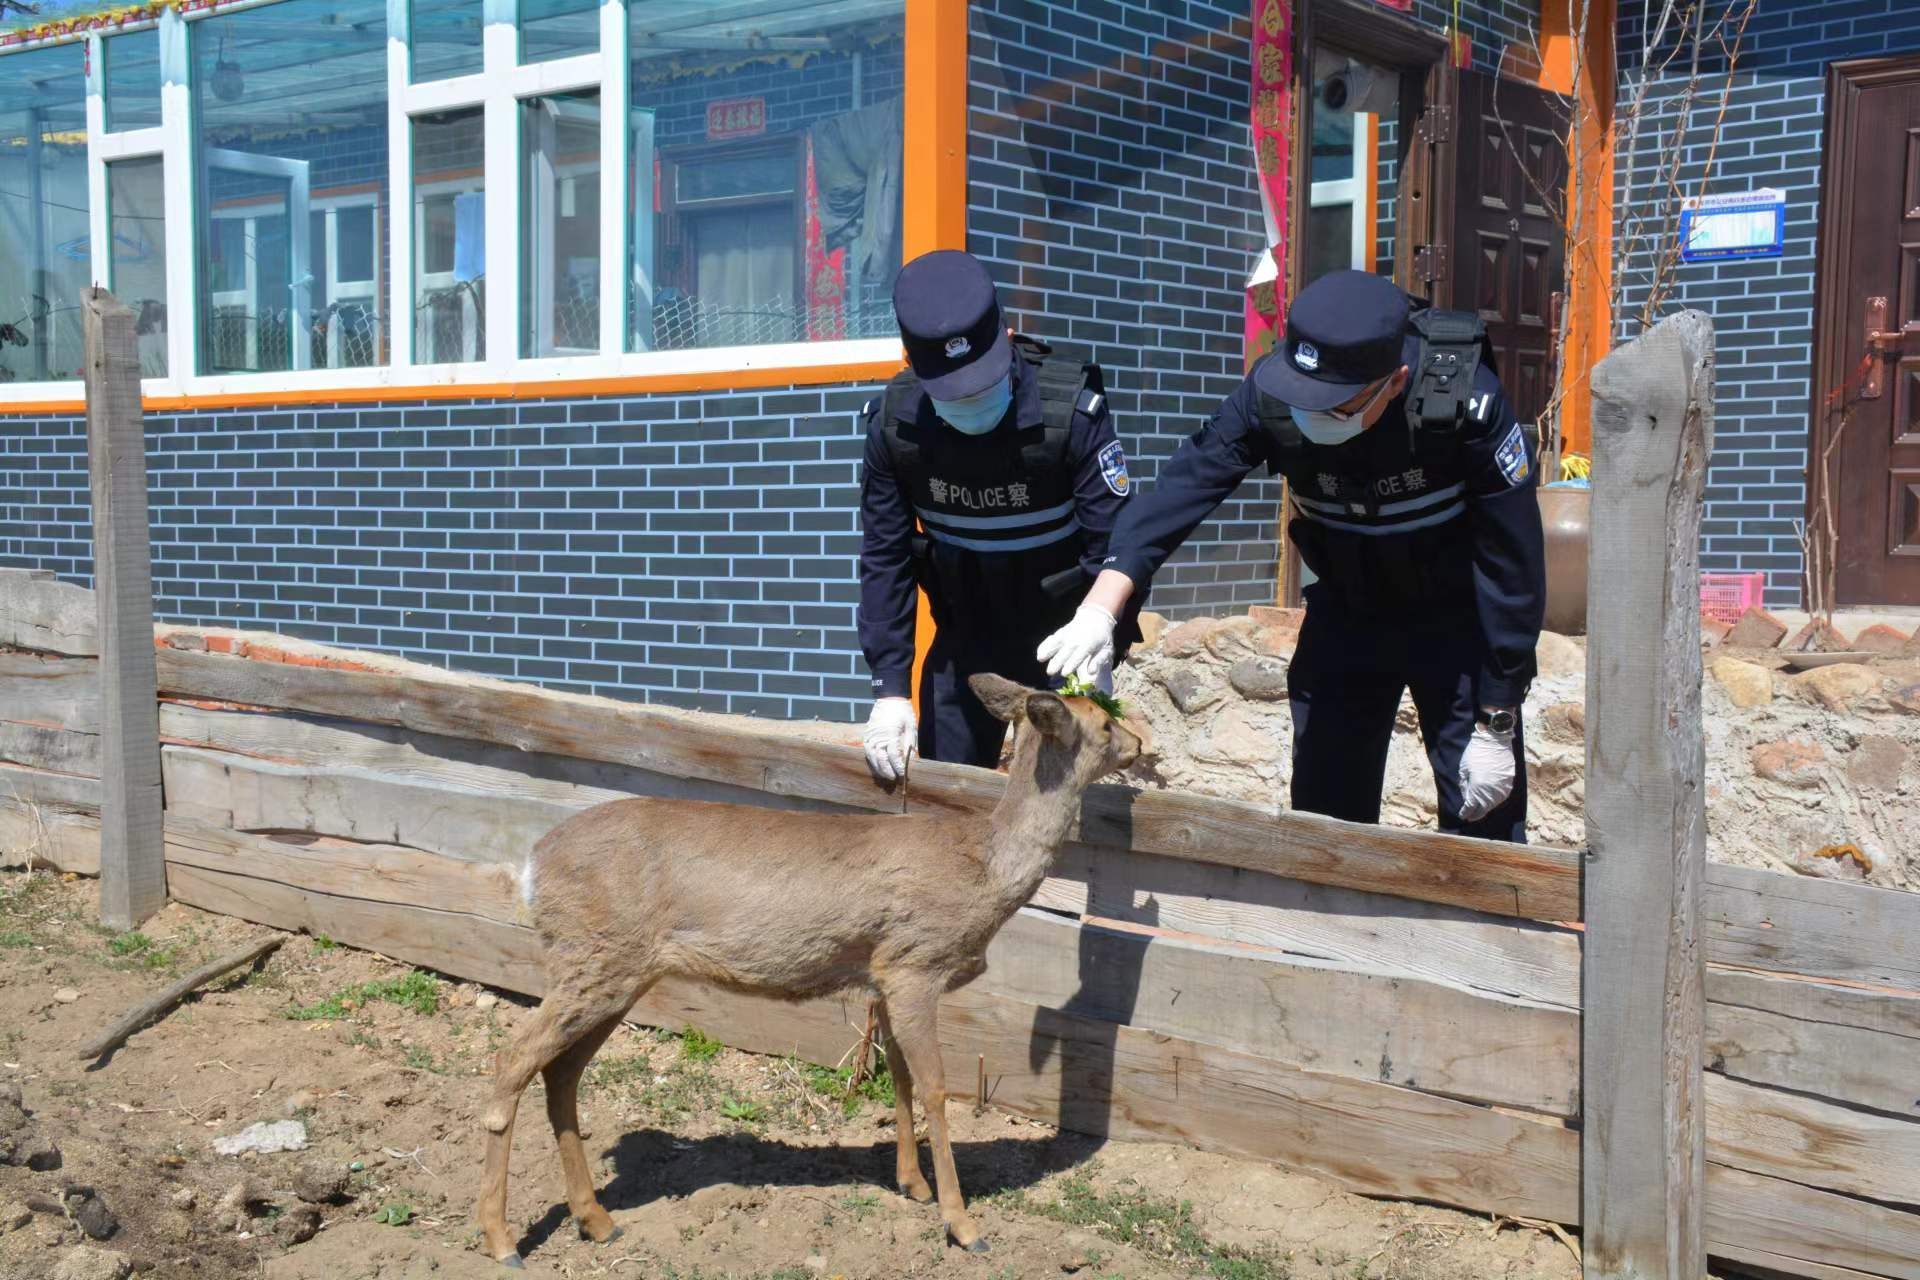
[1539,482,1591,636]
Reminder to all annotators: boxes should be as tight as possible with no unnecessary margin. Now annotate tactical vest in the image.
[1252,306,1494,614]
[878,336,1104,581]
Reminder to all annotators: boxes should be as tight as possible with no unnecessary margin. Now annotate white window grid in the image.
[2,0,900,405]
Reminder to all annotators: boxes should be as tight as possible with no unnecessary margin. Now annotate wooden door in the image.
[1817,58,1920,606]
[1451,69,1567,429]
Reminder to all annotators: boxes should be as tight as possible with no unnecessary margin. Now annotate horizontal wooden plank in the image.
[1707,863,1920,991]
[1708,970,1920,1119]
[908,756,1582,922]
[0,720,101,777]
[0,652,99,731]
[1706,1072,1920,1204]
[1705,1246,1891,1280]
[160,817,528,928]
[1706,1163,1920,1280]
[0,801,101,874]
[156,704,861,821]
[155,640,1577,922]
[0,572,99,657]
[0,761,102,813]
[162,746,578,865]
[1051,841,1584,1008]
[977,907,1580,1117]
[154,645,895,818]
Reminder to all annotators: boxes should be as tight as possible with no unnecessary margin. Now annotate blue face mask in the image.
[1289,374,1393,446]
[930,375,1013,435]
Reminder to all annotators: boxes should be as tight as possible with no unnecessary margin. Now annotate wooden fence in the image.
[0,308,1917,1278]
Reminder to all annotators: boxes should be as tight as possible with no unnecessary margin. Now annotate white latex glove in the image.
[1092,655,1114,695]
[863,697,917,783]
[1036,604,1117,681]
[1457,725,1517,823]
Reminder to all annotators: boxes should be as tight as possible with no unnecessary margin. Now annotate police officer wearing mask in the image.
[1036,270,1545,842]
[858,250,1139,782]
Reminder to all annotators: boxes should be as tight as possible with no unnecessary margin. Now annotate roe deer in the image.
[477,673,1151,1267]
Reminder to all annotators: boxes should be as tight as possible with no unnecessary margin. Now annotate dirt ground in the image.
[0,872,1593,1280]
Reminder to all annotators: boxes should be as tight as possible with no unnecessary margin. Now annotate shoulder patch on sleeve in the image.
[1494,422,1532,487]
[1469,390,1496,424]
[1097,440,1131,497]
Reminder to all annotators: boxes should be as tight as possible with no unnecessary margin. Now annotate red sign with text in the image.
[707,97,768,141]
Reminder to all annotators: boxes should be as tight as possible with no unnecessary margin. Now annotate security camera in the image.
[1318,59,1397,116]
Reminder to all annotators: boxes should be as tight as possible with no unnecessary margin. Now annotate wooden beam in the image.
[1705,1163,1920,1280]
[0,571,99,657]
[1705,1073,1920,1204]
[150,643,1580,922]
[1707,969,1920,1120]
[979,907,1579,1117]
[0,652,102,730]
[0,720,101,777]
[1706,863,1920,991]
[1581,309,1714,1280]
[84,288,166,931]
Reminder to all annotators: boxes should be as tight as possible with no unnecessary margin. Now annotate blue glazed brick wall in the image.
[965,0,1277,616]
[1615,0,1920,606]
[1,388,885,720]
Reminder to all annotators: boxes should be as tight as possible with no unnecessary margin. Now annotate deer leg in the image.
[543,1012,628,1245]
[883,984,985,1251]
[875,1001,931,1202]
[478,976,639,1265]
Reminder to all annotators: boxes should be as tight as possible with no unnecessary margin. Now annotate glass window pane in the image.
[629,0,904,354]
[192,0,389,375]
[520,89,600,358]
[104,29,163,132]
[413,106,485,364]
[0,43,90,384]
[411,0,483,82]
[107,156,170,377]
[520,0,596,64]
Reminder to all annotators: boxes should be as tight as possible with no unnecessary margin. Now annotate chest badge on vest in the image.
[1495,423,1531,487]
[1098,442,1131,497]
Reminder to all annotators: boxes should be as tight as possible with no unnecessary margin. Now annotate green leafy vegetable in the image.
[1058,674,1126,722]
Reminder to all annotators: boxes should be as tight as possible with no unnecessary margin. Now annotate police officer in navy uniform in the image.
[858,250,1139,781]
[1037,270,1544,842]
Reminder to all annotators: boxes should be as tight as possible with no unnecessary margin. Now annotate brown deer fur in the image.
[476,674,1151,1266]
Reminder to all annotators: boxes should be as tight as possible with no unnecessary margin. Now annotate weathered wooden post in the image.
[83,287,166,929]
[1582,310,1713,1278]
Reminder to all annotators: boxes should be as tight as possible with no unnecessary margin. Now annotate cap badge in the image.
[944,336,972,359]
[1295,342,1320,372]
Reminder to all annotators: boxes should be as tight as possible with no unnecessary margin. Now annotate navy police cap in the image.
[892,250,1014,401]
[1255,270,1411,412]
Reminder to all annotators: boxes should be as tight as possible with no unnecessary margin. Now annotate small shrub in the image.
[679,1025,723,1062]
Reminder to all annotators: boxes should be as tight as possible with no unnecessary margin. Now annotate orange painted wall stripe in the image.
[0,359,910,417]
[1537,0,1614,459]
[903,0,970,708]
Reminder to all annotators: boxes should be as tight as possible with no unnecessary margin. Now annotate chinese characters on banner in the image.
[706,97,768,141]
[1244,0,1292,369]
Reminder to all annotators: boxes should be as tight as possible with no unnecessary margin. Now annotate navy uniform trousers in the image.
[1287,590,1528,843]
[915,632,1055,769]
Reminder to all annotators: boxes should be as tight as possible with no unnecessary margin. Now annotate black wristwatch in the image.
[1477,706,1517,734]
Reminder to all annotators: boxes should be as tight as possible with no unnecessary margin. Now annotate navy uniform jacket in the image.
[858,355,1134,699]
[1104,357,1546,707]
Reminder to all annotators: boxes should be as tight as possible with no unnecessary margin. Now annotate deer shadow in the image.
[514,1125,1101,1259]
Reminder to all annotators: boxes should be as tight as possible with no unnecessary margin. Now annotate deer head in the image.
[967,673,1153,791]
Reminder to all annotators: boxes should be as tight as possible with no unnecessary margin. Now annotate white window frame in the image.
[412,168,485,363]
[0,0,903,407]
[1307,111,1376,275]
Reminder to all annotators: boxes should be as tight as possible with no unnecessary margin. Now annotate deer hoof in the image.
[497,1254,526,1269]
[899,1179,933,1204]
[579,1223,624,1245]
[947,1229,990,1254]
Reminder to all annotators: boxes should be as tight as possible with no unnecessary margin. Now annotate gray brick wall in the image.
[1615,0,1920,605]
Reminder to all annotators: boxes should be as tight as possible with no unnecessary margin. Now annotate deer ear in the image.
[1024,692,1075,740]
[967,673,1032,723]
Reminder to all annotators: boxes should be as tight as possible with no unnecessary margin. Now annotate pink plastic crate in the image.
[1700,572,1767,625]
